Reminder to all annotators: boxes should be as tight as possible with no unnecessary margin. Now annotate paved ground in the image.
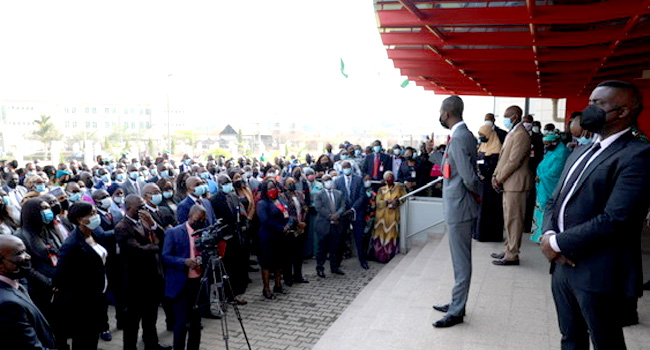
[95,255,383,350]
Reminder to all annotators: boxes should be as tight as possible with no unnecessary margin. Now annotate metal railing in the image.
[398,177,446,254]
[399,177,443,201]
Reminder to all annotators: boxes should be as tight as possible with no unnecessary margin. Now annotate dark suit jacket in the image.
[314,189,345,237]
[115,216,164,293]
[177,196,217,227]
[543,131,650,296]
[162,223,193,299]
[52,227,107,333]
[494,126,507,144]
[0,280,56,350]
[334,175,365,222]
[361,152,392,180]
[210,192,244,242]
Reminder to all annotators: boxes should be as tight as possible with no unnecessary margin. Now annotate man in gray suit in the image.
[432,95,482,328]
[314,174,346,278]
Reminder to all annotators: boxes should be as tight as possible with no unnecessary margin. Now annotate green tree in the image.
[31,115,63,160]
[171,138,177,155]
[147,137,155,156]
[176,130,197,155]
[237,128,245,154]
[209,147,232,159]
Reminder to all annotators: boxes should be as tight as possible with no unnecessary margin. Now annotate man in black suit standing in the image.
[484,113,507,144]
[541,80,650,349]
[116,195,171,350]
[0,235,56,350]
[361,140,392,191]
[314,174,346,278]
[334,161,368,269]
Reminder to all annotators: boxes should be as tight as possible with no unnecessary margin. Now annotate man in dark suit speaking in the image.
[541,80,650,349]
[0,235,56,349]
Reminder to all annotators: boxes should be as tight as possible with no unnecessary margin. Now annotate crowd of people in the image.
[0,134,451,350]
[432,81,650,350]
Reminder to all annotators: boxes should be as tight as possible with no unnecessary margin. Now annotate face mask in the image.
[523,122,533,131]
[150,169,158,176]
[577,136,592,146]
[392,148,401,155]
[323,180,333,189]
[532,126,541,133]
[479,136,488,143]
[151,194,163,205]
[307,174,315,182]
[113,196,124,205]
[354,149,362,157]
[6,258,31,279]
[343,168,352,176]
[190,220,205,231]
[116,173,125,182]
[439,116,449,129]
[221,183,233,194]
[544,144,558,152]
[184,159,192,165]
[580,104,621,133]
[41,209,54,224]
[194,184,207,197]
[101,174,110,182]
[160,170,169,178]
[133,162,141,168]
[503,117,514,130]
[373,145,381,153]
[244,171,252,178]
[163,190,173,199]
[85,214,101,230]
[7,180,16,189]
[200,172,210,180]
[286,183,296,191]
[340,155,348,160]
[129,171,139,180]
[60,200,70,211]
[484,120,494,127]
[2,196,11,205]
[35,184,46,192]
[68,192,81,202]
[234,181,243,189]
[99,197,112,210]
[364,180,372,188]
[267,188,279,200]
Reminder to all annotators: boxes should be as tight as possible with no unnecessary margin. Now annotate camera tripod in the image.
[193,253,252,350]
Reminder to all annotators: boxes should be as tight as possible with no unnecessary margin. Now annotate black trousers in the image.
[551,267,626,350]
[346,215,367,265]
[316,223,342,270]
[283,230,307,281]
[172,278,202,350]
[123,289,161,350]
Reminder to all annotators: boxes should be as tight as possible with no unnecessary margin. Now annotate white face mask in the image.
[532,126,540,133]
[484,120,494,127]
[323,180,333,189]
[523,122,533,131]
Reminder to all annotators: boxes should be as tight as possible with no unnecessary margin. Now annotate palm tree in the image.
[32,115,62,160]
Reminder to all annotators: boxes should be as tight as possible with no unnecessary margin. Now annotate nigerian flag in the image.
[340,58,349,78]
[401,79,410,88]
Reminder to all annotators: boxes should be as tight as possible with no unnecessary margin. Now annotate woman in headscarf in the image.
[531,130,570,243]
[371,171,406,263]
[474,124,504,242]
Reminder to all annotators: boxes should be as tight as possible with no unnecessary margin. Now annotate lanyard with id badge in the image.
[443,138,451,179]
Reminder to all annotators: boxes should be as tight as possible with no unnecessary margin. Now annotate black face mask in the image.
[51,204,62,216]
[294,173,301,179]
[439,117,449,129]
[479,136,488,143]
[60,200,70,211]
[190,220,205,231]
[580,105,621,133]
[7,180,17,189]
[233,181,243,189]
[286,183,296,191]
[6,259,31,279]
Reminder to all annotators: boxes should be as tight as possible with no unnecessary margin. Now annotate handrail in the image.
[399,177,443,201]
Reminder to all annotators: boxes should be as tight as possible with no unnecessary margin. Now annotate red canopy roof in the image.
[375,0,650,98]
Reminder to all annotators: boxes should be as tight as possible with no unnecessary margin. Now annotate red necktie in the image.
[372,154,379,178]
[106,212,113,223]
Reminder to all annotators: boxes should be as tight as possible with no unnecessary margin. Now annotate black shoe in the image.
[492,258,520,266]
[491,252,505,259]
[360,262,369,270]
[100,331,112,341]
[284,280,294,287]
[432,304,449,313]
[317,268,326,278]
[643,281,650,291]
[263,289,276,300]
[622,315,639,327]
[293,277,309,283]
[273,286,287,294]
[433,315,464,328]
[331,268,345,275]
[145,344,172,350]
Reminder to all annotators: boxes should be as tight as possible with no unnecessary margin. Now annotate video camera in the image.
[192,219,231,260]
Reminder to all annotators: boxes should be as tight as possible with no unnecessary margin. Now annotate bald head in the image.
[125,194,144,217]
[0,235,30,278]
[441,95,464,119]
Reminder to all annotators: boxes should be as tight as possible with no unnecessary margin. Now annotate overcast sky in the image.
[0,0,504,137]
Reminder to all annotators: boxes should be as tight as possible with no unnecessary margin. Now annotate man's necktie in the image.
[556,143,601,212]
[372,154,379,178]
[328,190,336,212]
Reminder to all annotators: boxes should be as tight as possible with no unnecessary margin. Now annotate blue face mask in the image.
[160,170,169,178]
[343,168,352,176]
[354,150,362,157]
[101,174,110,182]
[184,159,192,165]
[163,190,173,199]
[85,214,101,230]
[340,155,348,160]
[194,184,207,197]
[503,117,514,130]
[68,192,81,202]
[2,196,10,205]
[151,194,163,205]
[129,171,139,180]
[577,136,592,146]
[200,172,210,180]
[35,184,46,192]
[150,169,158,176]
[116,173,125,181]
[41,209,54,224]
[373,145,381,153]
[222,183,233,194]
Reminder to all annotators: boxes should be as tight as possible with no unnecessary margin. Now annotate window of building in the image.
[72,121,77,127]
[112,122,116,127]
[139,122,144,129]
[105,108,109,114]
[130,108,135,114]
[112,108,116,114]
[86,122,90,128]
[85,107,89,113]
[146,109,151,115]
[64,107,69,113]
[92,122,97,128]
[65,121,70,128]
[124,108,128,114]
[71,107,76,113]
[146,122,151,129]
[124,122,128,128]
[131,122,135,129]
[92,107,96,114]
